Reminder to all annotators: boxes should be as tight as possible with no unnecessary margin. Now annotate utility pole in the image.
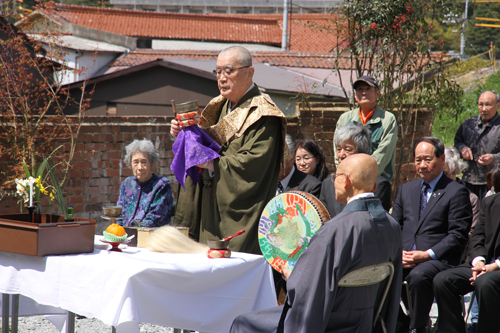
[460,0,470,59]
[282,0,289,51]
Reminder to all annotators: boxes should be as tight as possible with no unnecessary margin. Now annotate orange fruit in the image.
[106,223,126,236]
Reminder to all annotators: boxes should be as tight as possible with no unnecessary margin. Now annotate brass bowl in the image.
[207,239,230,250]
[103,206,123,217]
[175,100,199,113]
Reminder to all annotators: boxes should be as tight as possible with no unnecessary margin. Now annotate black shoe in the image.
[396,316,410,333]
[409,328,426,333]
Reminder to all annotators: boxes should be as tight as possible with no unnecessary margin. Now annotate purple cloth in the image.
[171,126,221,188]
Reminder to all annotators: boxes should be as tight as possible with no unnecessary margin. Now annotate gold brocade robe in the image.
[174,85,288,254]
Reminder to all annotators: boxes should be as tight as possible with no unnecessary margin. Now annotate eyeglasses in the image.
[331,172,349,183]
[478,103,495,109]
[295,155,314,163]
[213,65,250,77]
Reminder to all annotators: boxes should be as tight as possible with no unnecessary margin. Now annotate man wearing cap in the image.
[335,76,398,181]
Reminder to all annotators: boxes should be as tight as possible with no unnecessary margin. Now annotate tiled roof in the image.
[110,49,352,69]
[45,4,280,44]
[109,49,451,72]
[223,13,343,52]
[42,4,342,52]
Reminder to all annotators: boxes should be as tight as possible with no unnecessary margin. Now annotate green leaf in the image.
[23,161,31,178]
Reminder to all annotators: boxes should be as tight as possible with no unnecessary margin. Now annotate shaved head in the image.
[218,46,252,67]
[335,154,378,203]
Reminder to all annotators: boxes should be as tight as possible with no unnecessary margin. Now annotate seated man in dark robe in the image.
[230,154,402,333]
[277,134,321,198]
[320,122,392,217]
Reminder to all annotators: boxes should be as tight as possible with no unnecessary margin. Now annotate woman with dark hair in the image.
[294,139,329,181]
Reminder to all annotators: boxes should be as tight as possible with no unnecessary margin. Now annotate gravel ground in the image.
[0,293,473,332]
[0,316,175,333]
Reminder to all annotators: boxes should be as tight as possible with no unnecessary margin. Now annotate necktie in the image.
[277,181,284,194]
[420,182,430,217]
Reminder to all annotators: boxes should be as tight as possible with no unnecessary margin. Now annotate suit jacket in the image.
[392,174,472,266]
[285,168,321,198]
[319,175,392,218]
[468,192,500,263]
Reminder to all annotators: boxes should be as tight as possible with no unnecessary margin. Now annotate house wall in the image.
[55,49,118,85]
[109,0,339,14]
[0,103,433,234]
[65,66,220,116]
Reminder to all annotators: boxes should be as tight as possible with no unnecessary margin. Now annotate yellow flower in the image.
[49,192,55,201]
[35,176,41,185]
[39,184,49,195]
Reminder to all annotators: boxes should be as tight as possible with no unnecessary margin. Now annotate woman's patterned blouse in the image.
[117,174,173,227]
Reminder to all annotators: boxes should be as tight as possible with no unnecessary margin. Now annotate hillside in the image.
[432,61,500,146]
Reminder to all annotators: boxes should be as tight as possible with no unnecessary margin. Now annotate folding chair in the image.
[339,262,395,333]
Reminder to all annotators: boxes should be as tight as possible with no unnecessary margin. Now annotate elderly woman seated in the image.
[117,139,173,227]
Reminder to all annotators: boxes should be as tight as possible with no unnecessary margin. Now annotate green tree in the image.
[0,3,93,214]
[327,0,465,192]
[466,3,500,55]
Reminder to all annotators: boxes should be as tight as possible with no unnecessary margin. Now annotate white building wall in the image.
[49,47,118,85]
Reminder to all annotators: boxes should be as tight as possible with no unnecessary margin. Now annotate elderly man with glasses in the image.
[171,46,288,254]
[455,90,500,201]
[334,76,398,181]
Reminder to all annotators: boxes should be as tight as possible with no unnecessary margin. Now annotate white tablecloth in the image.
[0,237,277,333]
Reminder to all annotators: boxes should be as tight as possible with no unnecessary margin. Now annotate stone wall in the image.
[0,104,433,232]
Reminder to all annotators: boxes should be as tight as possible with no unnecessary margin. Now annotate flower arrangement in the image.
[13,146,69,218]
[15,175,55,206]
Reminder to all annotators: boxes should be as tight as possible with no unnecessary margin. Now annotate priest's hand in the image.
[277,263,291,281]
[170,119,183,138]
[196,160,214,172]
[402,250,431,268]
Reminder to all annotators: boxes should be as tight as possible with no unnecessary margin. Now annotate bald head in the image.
[335,154,378,204]
[218,46,252,67]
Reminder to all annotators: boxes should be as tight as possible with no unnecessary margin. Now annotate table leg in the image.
[2,294,9,333]
[67,311,75,333]
[11,294,19,333]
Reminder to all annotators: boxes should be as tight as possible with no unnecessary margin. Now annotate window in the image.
[106,102,117,115]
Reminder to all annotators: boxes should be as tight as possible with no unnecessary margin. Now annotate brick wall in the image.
[288,102,434,197]
[0,116,177,233]
[0,105,433,232]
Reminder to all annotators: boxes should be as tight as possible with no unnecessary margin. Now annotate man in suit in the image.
[321,122,391,217]
[230,154,402,333]
[434,190,500,333]
[392,136,472,333]
[278,134,321,198]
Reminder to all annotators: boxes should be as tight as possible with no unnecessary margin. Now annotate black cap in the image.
[353,76,379,90]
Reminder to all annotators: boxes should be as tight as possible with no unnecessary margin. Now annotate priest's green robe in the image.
[174,85,286,254]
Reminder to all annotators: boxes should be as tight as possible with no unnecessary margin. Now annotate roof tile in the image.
[45,4,341,51]
[110,49,351,69]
